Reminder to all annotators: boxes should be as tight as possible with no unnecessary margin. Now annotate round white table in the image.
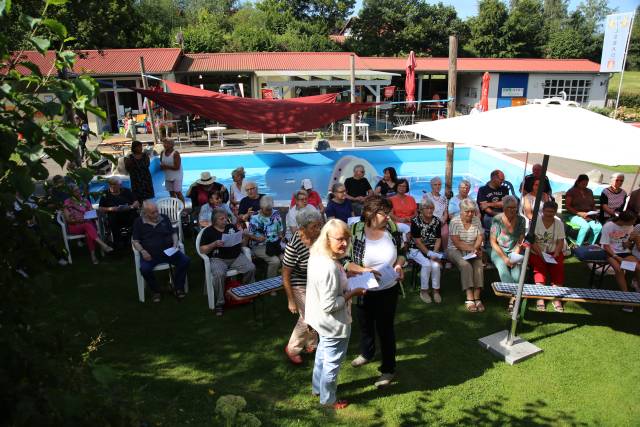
[342,123,370,143]
[204,126,227,148]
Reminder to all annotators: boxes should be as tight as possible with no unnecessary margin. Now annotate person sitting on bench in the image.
[477,169,509,231]
[528,200,566,312]
[565,174,602,246]
[600,173,627,224]
[600,211,639,312]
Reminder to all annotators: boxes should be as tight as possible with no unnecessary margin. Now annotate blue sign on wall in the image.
[496,73,529,109]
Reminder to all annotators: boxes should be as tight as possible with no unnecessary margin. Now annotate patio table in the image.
[204,126,226,149]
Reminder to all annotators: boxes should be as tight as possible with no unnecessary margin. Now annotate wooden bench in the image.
[227,276,283,321]
[492,282,640,318]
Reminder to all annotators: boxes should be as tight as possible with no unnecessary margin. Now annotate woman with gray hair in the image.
[600,172,627,223]
[447,198,485,312]
[282,208,324,364]
[408,198,443,303]
[248,196,284,277]
[448,179,479,218]
[285,189,319,241]
[422,177,449,248]
[489,195,526,312]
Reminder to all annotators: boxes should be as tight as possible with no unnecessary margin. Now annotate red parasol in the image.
[405,51,416,111]
[480,72,490,112]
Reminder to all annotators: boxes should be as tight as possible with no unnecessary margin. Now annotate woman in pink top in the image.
[390,179,417,224]
[63,184,113,264]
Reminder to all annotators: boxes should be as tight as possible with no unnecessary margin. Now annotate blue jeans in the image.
[140,251,190,293]
[312,333,350,405]
[568,215,602,246]
[490,250,521,283]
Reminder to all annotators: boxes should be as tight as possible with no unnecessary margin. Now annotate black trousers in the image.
[355,284,399,374]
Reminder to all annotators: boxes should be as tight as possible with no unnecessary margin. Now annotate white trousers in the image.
[408,248,441,290]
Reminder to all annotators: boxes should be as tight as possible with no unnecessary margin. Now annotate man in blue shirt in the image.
[476,169,510,230]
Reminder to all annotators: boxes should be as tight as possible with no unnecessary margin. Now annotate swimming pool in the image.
[142,145,577,205]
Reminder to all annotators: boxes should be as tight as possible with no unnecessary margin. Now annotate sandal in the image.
[536,300,546,312]
[475,300,485,312]
[552,301,564,312]
[465,300,478,312]
[507,297,515,314]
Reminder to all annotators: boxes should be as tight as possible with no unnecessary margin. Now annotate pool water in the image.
[147,146,576,205]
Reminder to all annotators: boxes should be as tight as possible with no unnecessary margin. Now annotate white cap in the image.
[301,178,313,190]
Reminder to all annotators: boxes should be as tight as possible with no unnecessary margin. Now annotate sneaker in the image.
[285,346,303,365]
[351,355,371,368]
[622,306,634,313]
[215,307,224,316]
[374,373,395,388]
[432,292,442,304]
[419,290,432,304]
[152,293,161,303]
[57,258,69,266]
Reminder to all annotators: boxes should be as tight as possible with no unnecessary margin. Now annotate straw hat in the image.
[197,172,216,185]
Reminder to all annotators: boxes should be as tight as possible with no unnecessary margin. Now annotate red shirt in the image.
[390,194,417,221]
[290,190,322,209]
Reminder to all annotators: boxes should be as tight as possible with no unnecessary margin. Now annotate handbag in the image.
[265,239,282,257]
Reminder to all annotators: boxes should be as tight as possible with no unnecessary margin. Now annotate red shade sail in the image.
[480,72,490,112]
[134,88,375,134]
[405,51,417,111]
[163,80,338,103]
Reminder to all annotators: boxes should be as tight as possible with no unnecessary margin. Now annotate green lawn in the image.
[40,244,640,426]
[609,71,640,96]
[590,163,640,174]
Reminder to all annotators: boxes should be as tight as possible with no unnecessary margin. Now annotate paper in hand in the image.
[586,210,599,216]
[427,250,444,259]
[542,252,558,264]
[164,246,179,257]
[620,260,637,271]
[221,230,243,247]
[377,264,399,287]
[509,253,525,264]
[462,253,477,260]
[83,210,97,220]
[347,216,361,226]
[347,272,379,291]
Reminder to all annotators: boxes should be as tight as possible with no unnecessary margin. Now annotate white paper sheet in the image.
[163,246,179,257]
[347,272,379,291]
[620,260,637,271]
[509,253,525,264]
[221,230,243,247]
[462,253,477,260]
[83,210,97,220]
[347,216,361,226]
[586,210,599,216]
[377,264,399,287]
[427,250,444,259]
[542,252,558,264]
[397,223,411,234]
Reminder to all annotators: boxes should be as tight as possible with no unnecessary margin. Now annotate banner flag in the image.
[600,12,635,72]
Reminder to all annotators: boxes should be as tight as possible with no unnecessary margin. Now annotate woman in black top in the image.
[124,140,154,203]
[282,208,323,364]
[375,167,398,197]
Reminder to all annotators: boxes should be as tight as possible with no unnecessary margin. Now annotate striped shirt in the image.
[282,232,310,287]
[600,187,627,222]
[448,215,483,250]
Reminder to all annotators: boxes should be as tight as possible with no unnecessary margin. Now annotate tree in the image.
[135,0,188,48]
[0,0,136,424]
[282,0,355,32]
[576,0,616,33]
[466,0,509,57]
[626,6,640,70]
[181,8,229,52]
[503,0,546,57]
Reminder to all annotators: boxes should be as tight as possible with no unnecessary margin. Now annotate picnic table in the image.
[97,136,132,156]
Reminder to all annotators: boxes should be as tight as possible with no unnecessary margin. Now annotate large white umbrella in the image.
[397,103,640,363]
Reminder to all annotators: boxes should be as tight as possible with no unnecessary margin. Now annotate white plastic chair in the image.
[195,226,239,310]
[132,242,188,303]
[156,197,185,242]
[56,211,104,264]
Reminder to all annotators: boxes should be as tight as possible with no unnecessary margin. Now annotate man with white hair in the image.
[132,201,190,302]
[99,176,139,249]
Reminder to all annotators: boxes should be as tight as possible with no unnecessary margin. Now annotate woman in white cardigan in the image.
[306,219,366,409]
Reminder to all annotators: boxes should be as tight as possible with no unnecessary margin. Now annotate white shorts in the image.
[165,179,183,193]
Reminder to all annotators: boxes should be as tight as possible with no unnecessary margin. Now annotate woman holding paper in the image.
[199,208,255,316]
[63,184,113,264]
[529,201,566,312]
[489,196,526,313]
[600,211,639,312]
[345,196,405,389]
[408,199,443,304]
[282,209,323,364]
[565,174,602,246]
[447,199,485,312]
[306,219,366,409]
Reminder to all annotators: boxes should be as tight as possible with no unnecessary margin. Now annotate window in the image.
[543,79,591,104]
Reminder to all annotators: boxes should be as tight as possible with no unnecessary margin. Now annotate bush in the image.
[608,93,640,108]
[588,106,613,117]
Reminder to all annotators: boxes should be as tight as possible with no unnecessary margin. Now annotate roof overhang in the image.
[254,69,399,79]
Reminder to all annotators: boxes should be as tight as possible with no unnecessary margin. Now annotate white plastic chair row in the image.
[156,197,185,242]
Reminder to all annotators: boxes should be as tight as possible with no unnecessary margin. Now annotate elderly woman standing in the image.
[159,138,184,205]
[346,196,405,388]
[489,195,526,311]
[199,208,256,316]
[248,196,284,278]
[423,177,449,249]
[63,184,113,264]
[565,174,602,246]
[408,199,443,304]
[283,209,324,364]
[600,173,627,223]
[447,199,484,312]
[306,219,366,409]
[124,140,154,203]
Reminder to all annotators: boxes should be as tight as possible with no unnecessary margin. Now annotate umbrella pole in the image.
[507,154,549,345]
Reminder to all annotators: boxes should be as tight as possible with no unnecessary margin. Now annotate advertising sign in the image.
[600,12,635,72]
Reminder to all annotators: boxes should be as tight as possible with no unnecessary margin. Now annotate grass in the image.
[589,163,640,174]
[39,242,640,426]
[609,71,640,96]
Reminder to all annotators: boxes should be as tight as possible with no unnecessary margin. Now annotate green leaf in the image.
[26,16,41,29]
[58,50,75,68]
[29,36,50,54]
[8,166,35,199]
[73,77,94,97]
[91,364,117,386]
[46,0,68,5]
[17,61,43,77]
[42,18,67,38]
[0,0,11,15]
[43,146,70,167]
[63,36,76,43]
[85,103,106,119]
[55,126,79,150]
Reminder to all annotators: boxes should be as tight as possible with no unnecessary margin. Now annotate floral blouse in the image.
[63,198,92,223]
[249,210,283,244]
[490,213,525,255]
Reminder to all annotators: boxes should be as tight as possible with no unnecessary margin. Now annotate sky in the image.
[352,0,639,19]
